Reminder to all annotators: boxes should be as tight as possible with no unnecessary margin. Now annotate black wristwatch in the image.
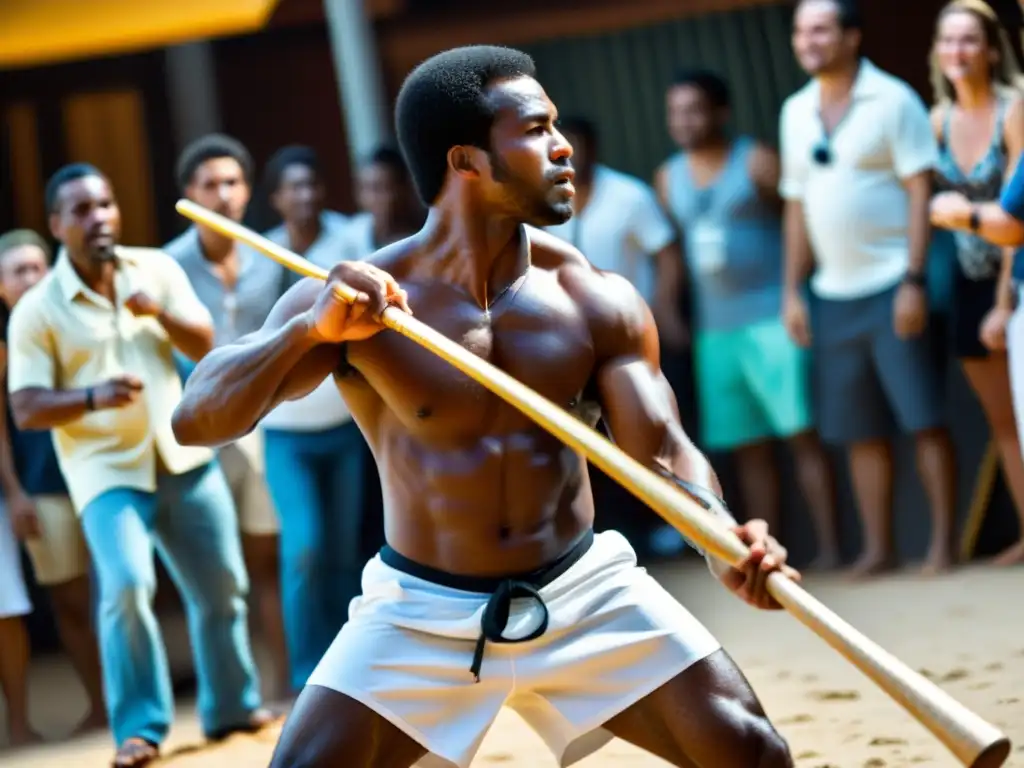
[969,206,981,233]
[85,387,95,411]
[903,270,927,289]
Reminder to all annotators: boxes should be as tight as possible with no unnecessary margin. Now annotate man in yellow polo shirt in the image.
[6,163,273,768]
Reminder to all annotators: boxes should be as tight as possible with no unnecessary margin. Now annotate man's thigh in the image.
[80,488,158,599]
[871,320,946,435]
[153,464,249,609]
[742,319,813,439]
[307,616,513,768]
[219,441,279,538]
[271,686,426,768]
[603,649,791,767]
[23,494,89,587]
[695,328,771,450]
[510,553,721,764]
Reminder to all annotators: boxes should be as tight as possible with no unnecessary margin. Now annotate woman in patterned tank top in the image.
[929,0,1024,566]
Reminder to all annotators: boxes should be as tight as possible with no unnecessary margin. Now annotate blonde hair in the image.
[929,0,1024,103]
[0,229,51,263]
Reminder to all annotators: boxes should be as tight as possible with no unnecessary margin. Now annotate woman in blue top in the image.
[929,0,1024,566]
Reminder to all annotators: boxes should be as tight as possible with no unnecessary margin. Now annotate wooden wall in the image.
[0,53,175,245]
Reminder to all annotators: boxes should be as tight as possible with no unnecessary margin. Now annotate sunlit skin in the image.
[174,74,797,768]
[272,163,322,231]
[0,245,48,308]
[930,7,1024,569]
[792,0,860,78]
[186,157,250,224]
[185,156,251,266]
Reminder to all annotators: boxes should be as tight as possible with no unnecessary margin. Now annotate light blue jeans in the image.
[80,462,261,746]
[263,422,367,691]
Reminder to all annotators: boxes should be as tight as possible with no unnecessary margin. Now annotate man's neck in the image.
[817,58,861,106]
[420,201,524,310]
[197,226,236,263]
[286,215,321,255]
[69,253,116,299]
[687,136,730,163]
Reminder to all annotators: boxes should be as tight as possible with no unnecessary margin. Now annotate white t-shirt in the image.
[260,211,355,432]
[779,59,938,299]
[545,164,676,303]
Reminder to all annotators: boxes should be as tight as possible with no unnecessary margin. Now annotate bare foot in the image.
[207,707,283,741]
[808,550,842,572]
[920,544,955,576]
[991,539,1024,567]
[8,726,44,748]
[71,707,109,737]
[846,551,897,581]
[111,737,158,767]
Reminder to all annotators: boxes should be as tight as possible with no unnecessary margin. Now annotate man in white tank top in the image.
[655,70,840,569]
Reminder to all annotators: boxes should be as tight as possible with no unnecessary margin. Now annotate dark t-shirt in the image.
[2,308,67,496]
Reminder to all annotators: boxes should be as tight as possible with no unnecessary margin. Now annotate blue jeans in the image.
[264,422,366,691]
[80,462,261,746]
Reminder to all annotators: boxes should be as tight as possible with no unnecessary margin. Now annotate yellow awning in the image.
[0,0,280,70]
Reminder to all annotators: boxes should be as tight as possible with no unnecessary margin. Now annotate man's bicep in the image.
[891,91,939,180]
[592,282,672,458]
[249,277,341,402]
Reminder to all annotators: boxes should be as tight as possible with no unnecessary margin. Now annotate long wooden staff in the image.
[176,199,1010,768]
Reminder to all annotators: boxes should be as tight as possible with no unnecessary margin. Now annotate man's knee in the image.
[751,717,793,768]
[100,575,155,622]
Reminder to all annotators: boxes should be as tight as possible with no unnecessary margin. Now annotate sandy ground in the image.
[3,561,1024,768]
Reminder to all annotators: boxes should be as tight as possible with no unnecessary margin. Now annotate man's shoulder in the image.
[781,81,816,115]
[864,63,920,100]
[8,273,56,329]
[162,229,196,261]
[528,226,645,314]
[597,165,655,198]
[262,222,288,246]
[120,246,178,271]
[527,225,591,271]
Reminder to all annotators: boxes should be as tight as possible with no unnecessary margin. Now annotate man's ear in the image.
[447,146,481,180]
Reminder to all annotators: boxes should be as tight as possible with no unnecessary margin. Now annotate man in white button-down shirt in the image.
[779,0,957,576]
[7,163,273,767]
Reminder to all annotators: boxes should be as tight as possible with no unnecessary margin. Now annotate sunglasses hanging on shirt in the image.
[812,142,832,166]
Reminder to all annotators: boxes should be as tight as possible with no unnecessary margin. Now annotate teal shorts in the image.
[695,318,812,451]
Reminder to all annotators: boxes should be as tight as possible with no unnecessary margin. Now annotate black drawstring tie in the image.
[470,579,549,683]
[378,529,594,685]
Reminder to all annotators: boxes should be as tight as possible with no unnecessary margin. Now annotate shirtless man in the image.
[173,46,796,768]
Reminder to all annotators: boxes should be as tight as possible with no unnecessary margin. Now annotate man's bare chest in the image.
[343,274,599,436]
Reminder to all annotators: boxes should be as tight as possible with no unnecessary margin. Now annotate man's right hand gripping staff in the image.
[171,261,412,448]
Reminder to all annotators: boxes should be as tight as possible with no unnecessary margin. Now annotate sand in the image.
[3,561,1024,768]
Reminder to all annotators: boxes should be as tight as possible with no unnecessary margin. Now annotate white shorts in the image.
[307,530,721,768]
[0,502,32,619]
[219,432,279,536]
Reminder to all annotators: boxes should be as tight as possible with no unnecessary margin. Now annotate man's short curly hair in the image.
[395,45,537,205]
[175,133,254,192]
[263,145,321,194]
